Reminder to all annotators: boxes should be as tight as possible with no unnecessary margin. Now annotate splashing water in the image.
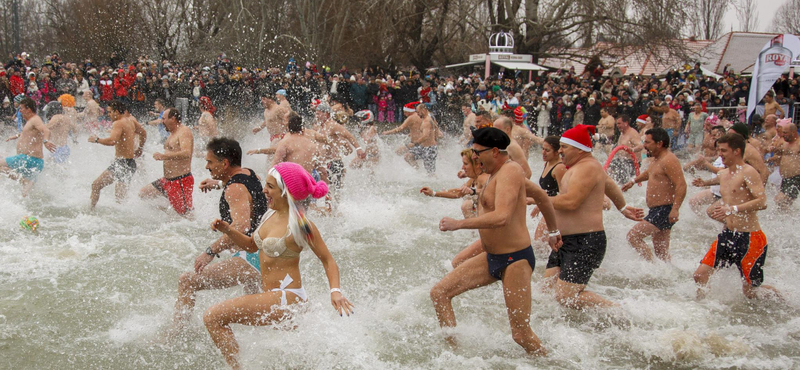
[1,124,799,369]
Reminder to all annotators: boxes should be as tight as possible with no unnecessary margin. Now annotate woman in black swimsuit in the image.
[531,136,566,242]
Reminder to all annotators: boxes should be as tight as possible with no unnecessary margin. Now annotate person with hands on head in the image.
[420,148,489,220]
[167,138,268,341]
[204,162,352,370]
[87,100,146,209]
[621,128,686,262]
[538,124,643,311]
[0,97,55,197]
[431,127,559,356]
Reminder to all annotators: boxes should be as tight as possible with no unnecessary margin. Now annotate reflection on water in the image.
[1,125,798,370]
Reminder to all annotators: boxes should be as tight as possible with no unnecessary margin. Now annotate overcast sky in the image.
[723,0,784,33]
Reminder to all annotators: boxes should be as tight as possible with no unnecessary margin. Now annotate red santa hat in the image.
[560,124,596,152]
[403,101,419,113]
[636,114,648,125]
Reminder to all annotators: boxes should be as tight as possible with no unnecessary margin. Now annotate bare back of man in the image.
[512,124,541,156]
[271,133,318,173]
[88,102,145,209]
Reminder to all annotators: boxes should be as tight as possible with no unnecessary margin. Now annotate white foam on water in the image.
[1,125,799,369]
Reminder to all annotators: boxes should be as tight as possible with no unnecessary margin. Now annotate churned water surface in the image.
[1,125,799,369]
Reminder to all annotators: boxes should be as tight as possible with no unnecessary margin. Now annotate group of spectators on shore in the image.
[1,53,795,141]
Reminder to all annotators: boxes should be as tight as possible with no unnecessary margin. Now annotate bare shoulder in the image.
[499,160,525,179]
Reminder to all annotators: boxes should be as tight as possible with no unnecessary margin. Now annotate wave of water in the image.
[1,124,799,369]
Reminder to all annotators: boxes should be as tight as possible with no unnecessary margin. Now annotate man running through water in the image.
[387,103,440,174]
[43,101,77,164]
[459,102,476,145]
[772,122,800,211]
[88,100,147,209]
[252,90,290,146]
[432,127,561,356]
[168,137,268,338]
[693,133,781,300]
[543,124,643,309]
[139,107,195,215]
[608,114,642,184]
[1,97,56,196]
[270,111,324,176]
[312,103,364,204]
[511,106,542,157]
[622,128,686,262]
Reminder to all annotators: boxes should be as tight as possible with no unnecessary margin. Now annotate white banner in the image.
[747,34,800,120]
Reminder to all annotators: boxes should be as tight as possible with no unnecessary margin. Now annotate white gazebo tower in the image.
[444,31,546,80]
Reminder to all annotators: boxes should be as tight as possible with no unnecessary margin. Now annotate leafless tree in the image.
[774,0,800,34]
[687,0,731,40]
[734,0,758,32]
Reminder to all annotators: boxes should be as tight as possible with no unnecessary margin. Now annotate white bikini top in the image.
[253,210,302,259]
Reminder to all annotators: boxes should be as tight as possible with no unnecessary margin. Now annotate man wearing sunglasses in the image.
[431,127,561,356]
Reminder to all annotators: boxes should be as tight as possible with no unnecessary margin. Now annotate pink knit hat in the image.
[271,162,328,200]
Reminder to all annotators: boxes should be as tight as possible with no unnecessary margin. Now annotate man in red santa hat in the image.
[541,124,643,311]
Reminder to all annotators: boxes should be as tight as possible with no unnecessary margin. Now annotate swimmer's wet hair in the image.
[108,100,127,114]
[206,137,242,166]
[645,128,670,148]
[287,112,303,133]
[544,136,560,151]
[165,107,181,122]
[716,132,746,155]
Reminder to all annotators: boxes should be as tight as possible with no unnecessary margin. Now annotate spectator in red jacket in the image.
[100,73,114,103]
[9,68,25,96]
[113,70,130,100]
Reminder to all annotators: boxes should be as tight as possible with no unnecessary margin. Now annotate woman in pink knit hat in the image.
[205,162,353,369]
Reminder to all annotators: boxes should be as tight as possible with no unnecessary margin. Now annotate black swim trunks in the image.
[644,204,675,231]
[780,174,800,199]
[107,158,137,183]
[486,246,536,280]
[546,231,606,285]
[409,145,437,174]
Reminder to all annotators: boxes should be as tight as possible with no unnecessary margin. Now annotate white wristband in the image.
[618,204,630,212]
[217,180,224,188]
[548,230,561,237]
[432,191,436,197]
[355,147,363,151]
[732,205,738,214]
[330,288,341,294]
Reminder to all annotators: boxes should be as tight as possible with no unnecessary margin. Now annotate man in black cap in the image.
[430,127,561,356]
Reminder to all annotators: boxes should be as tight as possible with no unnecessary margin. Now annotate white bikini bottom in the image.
[272,274,308,306]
